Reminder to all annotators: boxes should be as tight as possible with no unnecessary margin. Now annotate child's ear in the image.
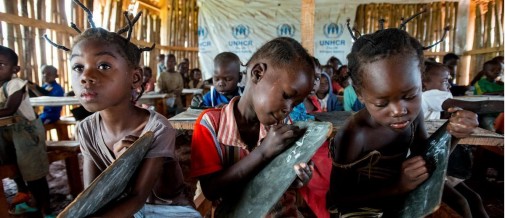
[12,66,20,74]
[132,67,143,88]
[250,63,267,84]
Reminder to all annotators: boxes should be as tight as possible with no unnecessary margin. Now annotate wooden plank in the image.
[58,132,154,218]
[301,0,315,55]
[214,121,332,218]
[0,12,198,52]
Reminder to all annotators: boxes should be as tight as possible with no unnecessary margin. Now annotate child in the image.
[191,52,244,108]
[188,68,204,89]
[30,65,65,124]
[191,37,315,217]
[473,60,503,95]
[326,26,479,217]
[342,84,364,112]
[0,45,53,217]
[142,66,155,93]
[45,4,200,217]
[422,61,490,218]
[178,60,190,88]
[157,54,184,113]
[316,72,343,112]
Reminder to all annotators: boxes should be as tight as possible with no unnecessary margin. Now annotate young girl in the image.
[191,37,315,217]
[326,27,479,216]
[45,2,200,217]
[188,68,204,89]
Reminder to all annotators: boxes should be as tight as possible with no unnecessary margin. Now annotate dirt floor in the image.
[2,136,503,218]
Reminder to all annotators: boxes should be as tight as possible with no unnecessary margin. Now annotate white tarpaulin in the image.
[314,2,358,66]
[198,0,301,79]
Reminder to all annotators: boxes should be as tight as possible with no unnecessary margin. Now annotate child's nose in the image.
[390,103,407,117]
[80,69,97,84]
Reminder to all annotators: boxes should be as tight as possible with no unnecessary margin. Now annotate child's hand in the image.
[112,135,139,157]
[447,107,479,138]
[290,161,314,189]
[398,156,429,193]
[260,124,306,159]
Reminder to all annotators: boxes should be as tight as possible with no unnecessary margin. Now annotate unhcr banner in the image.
[198,0,301,79]
[314,1,358,66]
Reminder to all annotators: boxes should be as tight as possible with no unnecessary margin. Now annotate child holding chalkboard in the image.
[422,61,490,218]
[191,37,315,217]
[326,20,479,216]
[45,2,200,217]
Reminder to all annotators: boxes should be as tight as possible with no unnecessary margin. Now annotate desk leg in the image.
[65,155,83,197]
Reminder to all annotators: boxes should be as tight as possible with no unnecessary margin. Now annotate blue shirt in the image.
[202,86,244,107]
[40,81,64,123]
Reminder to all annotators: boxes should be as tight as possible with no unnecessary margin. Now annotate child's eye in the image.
[404,95,417,100]
[374,103,387,107]
[72,64,84,73]
[98,64,111,70]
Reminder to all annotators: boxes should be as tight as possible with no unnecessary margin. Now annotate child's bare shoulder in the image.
[332,111,370,163]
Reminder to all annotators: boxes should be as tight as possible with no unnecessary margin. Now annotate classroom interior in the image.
[0,0,503,217]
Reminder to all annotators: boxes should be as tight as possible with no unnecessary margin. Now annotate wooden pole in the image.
[301,0,314,55]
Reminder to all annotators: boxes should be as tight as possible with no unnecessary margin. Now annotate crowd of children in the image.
[1,1,503,217]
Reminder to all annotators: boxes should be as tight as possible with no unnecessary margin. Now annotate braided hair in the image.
[346,9,449,93]
[44,0,155,102]
[246,37,315,78]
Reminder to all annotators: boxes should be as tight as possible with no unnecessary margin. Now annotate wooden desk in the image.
[167,110,503,147]
[181,89,203,107]
[168,108,204,130]
[30,94,169,107]
[453,95,504,102]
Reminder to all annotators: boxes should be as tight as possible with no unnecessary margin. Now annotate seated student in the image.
[28,65,64,124]
[191,37,315,217]
[178,60,190,88]
[191,52,244,108]
[47,6,199,217]
[142,66,155,93]
[327,27,479,217]
[157,54,184,114]
[188,68,204,89]
[327,56,342,74]
[317,72,344,112]
[473,60,504,95]
[0,45,53,217]
[342,84,365,112]
[422,61,490,218]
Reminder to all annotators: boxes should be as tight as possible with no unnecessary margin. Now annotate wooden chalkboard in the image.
[57,132,154,218]
[214,121,332,218]
[398,121,451,217]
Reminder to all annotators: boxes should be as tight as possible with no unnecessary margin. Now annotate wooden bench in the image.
[46,140,83,198]
[44,116,77,140]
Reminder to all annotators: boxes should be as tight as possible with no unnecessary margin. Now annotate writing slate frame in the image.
[58,132,154,218]
[214,121,332,218]
[398,121,451,217]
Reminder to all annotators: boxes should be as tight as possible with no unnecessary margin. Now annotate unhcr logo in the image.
[232,24,250,39]
[198,26,208,40]
[323,23,344,38]
[277,24,295,37]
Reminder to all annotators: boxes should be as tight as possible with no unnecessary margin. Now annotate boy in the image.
[316,72,343,112]
[474,60,503,95]
[191,37,314,217]
[0,45,53,217]
[157,54,184,114]
[191,52,244,108]
[29,65,64,124]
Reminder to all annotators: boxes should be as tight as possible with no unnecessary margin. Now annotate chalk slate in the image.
[214,121,332,218]
[398,121,451,217]
[58,132,154,218]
